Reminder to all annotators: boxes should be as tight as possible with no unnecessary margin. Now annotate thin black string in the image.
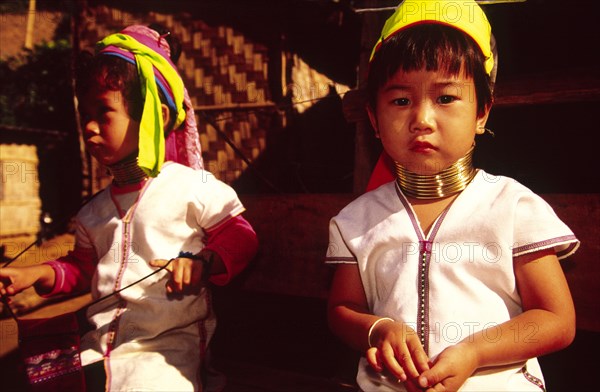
[198,110,283,194]
[1,192,99,269]
[1,258,174,322]
[83,258,174,310]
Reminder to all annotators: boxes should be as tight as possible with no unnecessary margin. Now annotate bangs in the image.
[76,54,143,120]
[367,24,492,115]
[372,24,482,86]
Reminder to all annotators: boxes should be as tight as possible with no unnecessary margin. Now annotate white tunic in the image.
[326,170,578,392]
[75,162,244,391]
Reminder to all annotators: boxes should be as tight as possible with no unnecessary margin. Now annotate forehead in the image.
[382,67,474,88]
[81,85,124,105]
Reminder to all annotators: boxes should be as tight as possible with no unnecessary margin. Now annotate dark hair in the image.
[76,27,183,129]
[148,23,182,64]
[76,53,144,121]
[366,24,493,117]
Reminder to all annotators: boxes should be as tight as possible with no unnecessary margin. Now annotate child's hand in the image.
[366,318,431,383]
[150,254,209,295]
[0,265,54,297]
[417,343,478,392]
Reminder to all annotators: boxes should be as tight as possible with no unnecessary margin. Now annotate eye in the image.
[437,95,457,104]
[392,97,410,106]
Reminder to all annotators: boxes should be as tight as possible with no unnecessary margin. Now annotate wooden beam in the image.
[494,69,600,107]
[194,101,277,111]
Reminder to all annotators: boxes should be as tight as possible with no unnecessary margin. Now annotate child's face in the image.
[79,85,140,166]
[368,68,489,175]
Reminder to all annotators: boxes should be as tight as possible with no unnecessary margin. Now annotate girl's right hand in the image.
[366,318,431,383]
[0,265,53,297]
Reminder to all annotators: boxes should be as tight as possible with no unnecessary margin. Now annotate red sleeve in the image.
[203,214,258,286]
[366,152,395,192]
[43,246,96,297]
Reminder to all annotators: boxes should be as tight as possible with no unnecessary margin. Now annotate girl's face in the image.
[79,85,140,166]
[367,68,490,175]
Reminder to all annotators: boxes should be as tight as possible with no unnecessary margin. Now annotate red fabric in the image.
[43,246,96,297]
[17,312,86,391]
[203,214,258,286]
[366,152,395,192]
[110,180,146,195]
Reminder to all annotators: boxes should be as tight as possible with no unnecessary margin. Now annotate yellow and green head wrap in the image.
[371,0,495,76]
[97,26,187,177]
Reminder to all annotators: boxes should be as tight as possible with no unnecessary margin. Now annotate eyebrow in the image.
[382,81,466,93]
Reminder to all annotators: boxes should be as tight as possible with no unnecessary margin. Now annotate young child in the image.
[0,25,258,391]
[326,1,579,391]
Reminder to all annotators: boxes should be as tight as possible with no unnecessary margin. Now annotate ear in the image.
[475,104,492,134]
[366,104,380,139]
[161,104,171,132]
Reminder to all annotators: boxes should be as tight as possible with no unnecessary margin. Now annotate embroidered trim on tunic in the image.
[395,183,455,354]
[512,235,579,259]
[324,256,357,263]
[521,366,546,391]
[105,178,154,356]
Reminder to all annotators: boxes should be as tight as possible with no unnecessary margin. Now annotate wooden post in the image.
[70,0,94,199]
[352,2,390,193]
[24,0,36,49]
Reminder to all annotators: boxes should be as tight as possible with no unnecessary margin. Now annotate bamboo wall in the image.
[80,6,274,185]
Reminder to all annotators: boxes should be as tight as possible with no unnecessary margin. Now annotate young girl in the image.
[0,25,258,391]
[326,1,578,391]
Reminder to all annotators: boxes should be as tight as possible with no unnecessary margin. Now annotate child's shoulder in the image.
[335,181,398,220]
[156,162,239,199]
[471,170,541,201]
[75,185,113,221]
[158,161,218,185]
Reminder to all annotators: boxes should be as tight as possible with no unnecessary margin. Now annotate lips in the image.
[410,141,436,153]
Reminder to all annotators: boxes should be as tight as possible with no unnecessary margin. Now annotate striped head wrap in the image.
[97,25,202,176]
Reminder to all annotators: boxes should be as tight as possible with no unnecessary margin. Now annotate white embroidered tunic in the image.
[66,163,244,391]
[326,170,578,391]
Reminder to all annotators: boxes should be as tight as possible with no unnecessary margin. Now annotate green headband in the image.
[98,33,186,177]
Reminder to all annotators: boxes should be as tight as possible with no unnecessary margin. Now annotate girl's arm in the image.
[419,248,575,390]
[0,264,56,297]
[0,245,96,297]
[202,214,258,285]
[43,246,96,296]
[150,214,258,293]
[328,264,430,383]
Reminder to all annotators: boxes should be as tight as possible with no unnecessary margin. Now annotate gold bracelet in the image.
[367,317,395,348]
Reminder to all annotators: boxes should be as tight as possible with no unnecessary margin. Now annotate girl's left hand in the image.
[150,256,205,295]
[417,343,478,392]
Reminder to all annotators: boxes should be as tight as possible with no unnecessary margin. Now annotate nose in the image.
[410,101,434,134]
[83,120,100,140]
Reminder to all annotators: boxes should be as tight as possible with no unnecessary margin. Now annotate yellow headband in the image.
[370,0,494,75]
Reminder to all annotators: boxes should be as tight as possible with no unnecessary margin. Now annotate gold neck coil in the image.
[109,155,148,186]
[394,147,476,199]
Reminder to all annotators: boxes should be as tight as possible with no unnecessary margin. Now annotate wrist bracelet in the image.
[367,317,395,348]
[178,251,214,284]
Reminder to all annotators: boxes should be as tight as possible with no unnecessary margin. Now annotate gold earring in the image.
[477,126,494,136]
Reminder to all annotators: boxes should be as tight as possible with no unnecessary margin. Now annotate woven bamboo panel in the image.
[289,53,350,114]
[79,7,272,184]
[0,144,41,239]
